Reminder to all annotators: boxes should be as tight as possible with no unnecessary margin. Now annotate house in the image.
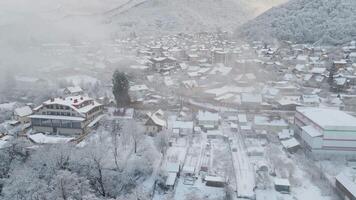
[212,49,228,64]
[238,114,248,126]
[295,107,356,159]
[197,111,219,130]
[164,162,180,189]
[274,178,290,193]
[300,94,320,107]
[145,110,166,135]
[335,171,356,200]
[13,106,33,124]
[29,95,104,136]
[241,93,262,109]
[254,115,289,132]
[334,60,348,70]
[276,96,301,111]
[63,86,84,96]
[149,57,178,72]
[281,137,300,153]
[172,120,194,136]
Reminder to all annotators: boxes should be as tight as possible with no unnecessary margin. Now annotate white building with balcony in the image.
[29,95,103,136]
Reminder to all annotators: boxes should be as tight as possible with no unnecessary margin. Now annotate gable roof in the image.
[146,110,166,127]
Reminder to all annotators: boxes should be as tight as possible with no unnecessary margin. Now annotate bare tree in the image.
[154,130,170,156]
[122,120,145,154]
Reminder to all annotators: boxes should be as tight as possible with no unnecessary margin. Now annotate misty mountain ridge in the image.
[238,0,356,45]
[105,0,287,34]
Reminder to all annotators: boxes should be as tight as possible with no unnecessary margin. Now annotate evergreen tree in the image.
[112,70,130,107]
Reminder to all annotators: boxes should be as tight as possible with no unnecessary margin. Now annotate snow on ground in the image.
[174,176,225,199]
[264,142,335,200]
[222,121,255,198]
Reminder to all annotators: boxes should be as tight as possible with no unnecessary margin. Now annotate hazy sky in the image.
[0,0,287,71]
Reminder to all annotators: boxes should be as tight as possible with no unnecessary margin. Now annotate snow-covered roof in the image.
[172,121,194,130]
[301,94,320,104]
[335,172,356,197]
[274,178,290,186]
[28,133,74,144]
[238,114,247,123]
[166,172,177,186]
[65,86,83,94]
[295,64,306,72]
[14,106,33,117]
[41,95,102,116]
[205,176,226,183]
[302,125,322,137]
[147,110,166,127]
[278,130,292,140]
[297,107,356,131]
[197,111,219,122]
[241,93,262,104]
[311,67,326,74]
[165,162,180,173]
[281,138,300,149]
[130,84,149,91]
[182,165,195,174]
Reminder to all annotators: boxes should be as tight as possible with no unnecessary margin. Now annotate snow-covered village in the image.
[1,0,356,200]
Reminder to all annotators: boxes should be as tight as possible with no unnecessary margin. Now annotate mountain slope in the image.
[106,0,287,34]
[238,0,356,45]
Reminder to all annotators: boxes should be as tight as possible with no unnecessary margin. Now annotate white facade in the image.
[30,95,103,136]
[295,107,356,158]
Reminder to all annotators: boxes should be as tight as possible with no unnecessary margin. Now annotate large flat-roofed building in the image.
[29,95,103,136]
[294,107,356,158]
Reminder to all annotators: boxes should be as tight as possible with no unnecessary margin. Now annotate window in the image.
[61,120,72,128]
[41,119,52,126]
[52,119,61,127]
[32,118,41,126]
[72,122,81,128]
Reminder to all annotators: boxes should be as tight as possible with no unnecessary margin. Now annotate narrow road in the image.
[223,121,255,199]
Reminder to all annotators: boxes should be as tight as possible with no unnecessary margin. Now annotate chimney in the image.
[74,99,78,103]
[50,98,54,102]
[80,96,83,100]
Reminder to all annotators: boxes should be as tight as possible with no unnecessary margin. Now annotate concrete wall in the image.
[300,130,322,149]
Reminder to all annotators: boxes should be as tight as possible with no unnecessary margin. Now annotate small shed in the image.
[204,176,226,187]
[165,172,178,189]
[182,165,195,177]
[281,137,300,153]
[274,178,290,193]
